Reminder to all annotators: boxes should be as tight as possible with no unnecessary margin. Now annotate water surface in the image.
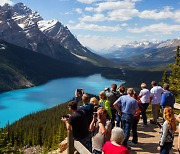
[0,74,123,127]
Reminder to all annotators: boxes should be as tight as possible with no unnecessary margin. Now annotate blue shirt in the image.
[117,95,138,114]
[160,90,175,108]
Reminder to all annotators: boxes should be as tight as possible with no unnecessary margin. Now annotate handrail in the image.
[67,130,91,154]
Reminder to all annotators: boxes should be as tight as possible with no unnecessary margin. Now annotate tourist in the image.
[74,90,94,126]
[157,106,176,154]
[105,84,120,127]
[61,101,91,151]
[89,107,112,154]
[150,81,164,124]
[176,114,180,153]
[113,88,139,147]
[160,83,175,109]
[139,83,150,126]
[129,92,143,146]
[102,127,130,154]
[99,91,112,119]
[116,86,126,127]
[90,97,100,112]
[80,94,94,126]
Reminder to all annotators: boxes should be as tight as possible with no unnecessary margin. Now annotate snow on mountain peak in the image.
[37,19,59,32]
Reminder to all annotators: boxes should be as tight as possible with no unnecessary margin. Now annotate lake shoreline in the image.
[0,74,124,128]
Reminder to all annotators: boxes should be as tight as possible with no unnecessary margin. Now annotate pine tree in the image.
[169,46,180,103]
[160,70,169,86]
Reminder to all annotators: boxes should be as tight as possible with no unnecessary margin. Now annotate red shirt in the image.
[102,141,130,154]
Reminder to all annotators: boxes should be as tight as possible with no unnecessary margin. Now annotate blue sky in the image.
[1,0,180,51]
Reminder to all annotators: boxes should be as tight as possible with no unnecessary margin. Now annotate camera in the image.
[93,112,98,117]
[62,115,70,119]
[76,89,83,96]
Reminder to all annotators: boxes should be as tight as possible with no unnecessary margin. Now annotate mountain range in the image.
[0,3,116,67]
[101,38,180,68]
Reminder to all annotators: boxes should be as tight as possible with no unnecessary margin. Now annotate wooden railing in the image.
[67,130,91,154]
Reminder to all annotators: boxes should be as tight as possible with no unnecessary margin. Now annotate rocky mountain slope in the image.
[0,3,115,67]
[0,40,101,92]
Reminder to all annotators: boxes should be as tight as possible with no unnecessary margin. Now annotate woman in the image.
[157,106,176,154]
[99,91,112,119]
[89,107,112,154]
[102,127,129,154]
[90,97,100,112]
[138,83,150,126]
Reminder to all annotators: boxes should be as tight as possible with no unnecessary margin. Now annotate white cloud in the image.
[80,14,106,22]
[107,8,139,21]
[77,35,130,51]
[173,10,180,23]
[138,7,180,23]
[95,1,135,13]
[79,1,140,22]
[139,9,173,20]
[0,0,13,6]
[77,0,98,4]
[69,22,121,32]
[127,23,180,34]
[85,7,94,12]
[121,23,128,27]
[75,8,83,14]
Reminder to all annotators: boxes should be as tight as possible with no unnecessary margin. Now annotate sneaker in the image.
[142,124,148,127]
[150,120,157,125]
[128,140,137,146]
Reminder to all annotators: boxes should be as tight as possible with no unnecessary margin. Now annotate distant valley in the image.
[100,38,180,68]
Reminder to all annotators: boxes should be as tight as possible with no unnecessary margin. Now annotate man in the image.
[74,90,94,126]
[106,84,120,127]
[160,83,175,109]
[116,86,126,127]
[139,83,150,126]
[61,101,91,151]
[113,88,139,147]
[150,81,164,124]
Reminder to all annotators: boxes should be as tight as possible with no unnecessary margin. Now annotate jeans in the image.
[93,149,102,154]
[160,142,173,154]
[132,117,139,144]
[116,112,121,127]
[111,109,116,128]
[79,135,92,152]
[141,103,149,125]
[121,113,134,146]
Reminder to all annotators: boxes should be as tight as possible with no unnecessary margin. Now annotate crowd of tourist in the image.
[61,81,179,154]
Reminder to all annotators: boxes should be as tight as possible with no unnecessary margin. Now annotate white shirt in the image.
[139,88,150,103]
[150,86,163,104]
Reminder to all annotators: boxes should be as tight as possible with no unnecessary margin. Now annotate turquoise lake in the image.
[0,74,123,128]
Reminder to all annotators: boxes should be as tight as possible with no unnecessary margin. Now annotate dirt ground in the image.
[129,119,179,154]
